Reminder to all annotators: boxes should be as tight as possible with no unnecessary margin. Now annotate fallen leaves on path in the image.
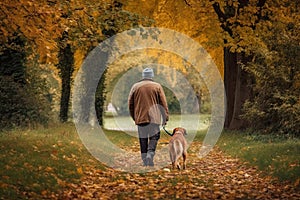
[59,142,300,199]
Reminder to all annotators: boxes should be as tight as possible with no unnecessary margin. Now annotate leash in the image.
[162,125,173,136]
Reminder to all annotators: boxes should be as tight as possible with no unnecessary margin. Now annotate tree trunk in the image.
[224,47,251,129]
[95,68,107,126]
[59,44,74,122]
[224,47,237,128]
[210,0,267,130]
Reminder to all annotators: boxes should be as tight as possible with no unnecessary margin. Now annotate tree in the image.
[0,0,65,63]
[117,0,221,116]
[242,0,300,135]
[57,31,74,122]
[0,0,152,128]
[0,36,51,129]
[70,0,152,125]
[209,0,267,129]
[1,0,68,128]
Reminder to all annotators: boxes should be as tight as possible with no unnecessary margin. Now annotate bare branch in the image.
[184,0,192,7]
[211,1,226,23]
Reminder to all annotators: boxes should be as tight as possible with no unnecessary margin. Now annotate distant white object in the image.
[107,103,117,115]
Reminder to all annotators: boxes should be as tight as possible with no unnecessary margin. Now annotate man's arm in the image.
[159,86,169,125]
[128,87,135,120]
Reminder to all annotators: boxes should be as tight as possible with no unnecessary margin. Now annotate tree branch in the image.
[210,1,233,36]
[211,1,227,23]
[184,0,191,7]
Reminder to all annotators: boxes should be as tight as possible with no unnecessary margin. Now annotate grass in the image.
[0,121,299,198]
[0,123,105,199]
[217,131,300,184]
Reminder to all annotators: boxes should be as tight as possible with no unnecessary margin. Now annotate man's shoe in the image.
[146,152,154,166]
[146,157,154,166]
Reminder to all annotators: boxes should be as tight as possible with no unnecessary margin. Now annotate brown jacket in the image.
[128,79,169,125]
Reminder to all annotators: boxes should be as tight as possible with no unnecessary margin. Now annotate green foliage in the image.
[0,38,51,130]
[162,86,181,114]
[211,0,299,134]
[200,100,211,114]
[242,1,300,135]
[185,66,211,114]
[109,80,182,116]
[106,66,209,116]
[0,37,26,84]
[70,1,153,125]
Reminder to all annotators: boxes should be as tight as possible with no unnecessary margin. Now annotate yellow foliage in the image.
[121,0,224,76]
[0,0,66,63]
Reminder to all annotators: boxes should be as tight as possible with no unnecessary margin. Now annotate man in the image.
[128,68,169,166]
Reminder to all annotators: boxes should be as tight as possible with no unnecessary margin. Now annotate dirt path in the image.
[59,141,299,199]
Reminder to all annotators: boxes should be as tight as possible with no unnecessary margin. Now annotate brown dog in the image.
[168,127,187,170]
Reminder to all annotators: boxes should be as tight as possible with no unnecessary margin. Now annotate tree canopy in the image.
[0,0,299,135]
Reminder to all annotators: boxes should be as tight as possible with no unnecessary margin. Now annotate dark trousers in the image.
[137,123,160,166]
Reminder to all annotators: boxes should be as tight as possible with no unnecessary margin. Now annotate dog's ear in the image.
[173,128,178,135]
[183,128,187,135]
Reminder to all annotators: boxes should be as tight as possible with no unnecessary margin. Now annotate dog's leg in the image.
[175,153,181,170]
[171,162,176,170]
[182,151,187,170]
[176,141,183,170]
[175,159,181,170]
[169,147,176,170]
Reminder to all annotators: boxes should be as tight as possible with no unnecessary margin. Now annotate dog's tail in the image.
[169,140,183,162]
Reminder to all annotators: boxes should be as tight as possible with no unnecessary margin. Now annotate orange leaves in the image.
[1,0,65,63]
[1,124,299,199]
[59,141,300,200]
[77,167,83,175]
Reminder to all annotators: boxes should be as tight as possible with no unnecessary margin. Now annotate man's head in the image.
[142,68,154,79]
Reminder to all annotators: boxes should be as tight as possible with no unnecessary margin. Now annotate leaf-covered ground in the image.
[59,141,299,200]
